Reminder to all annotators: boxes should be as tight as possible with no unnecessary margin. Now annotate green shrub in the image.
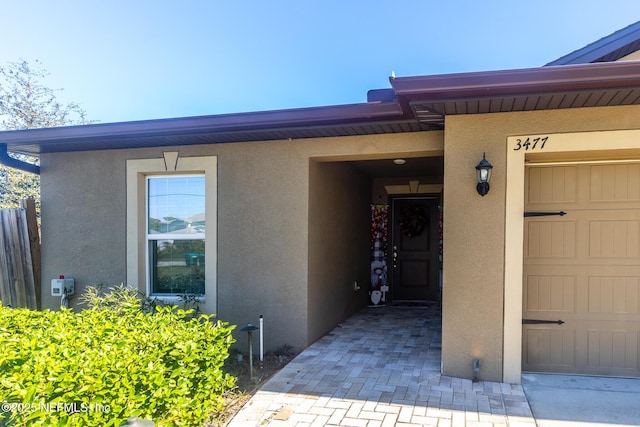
[80,284,204,319]
[0,294,236,426]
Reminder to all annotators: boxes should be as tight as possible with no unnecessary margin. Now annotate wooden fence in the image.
[0,198,41,309]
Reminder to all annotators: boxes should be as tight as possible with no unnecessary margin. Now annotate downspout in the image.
[0,144,40,175]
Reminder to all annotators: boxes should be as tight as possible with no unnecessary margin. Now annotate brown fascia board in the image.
[0,100,404,148]
[389,61,640,102]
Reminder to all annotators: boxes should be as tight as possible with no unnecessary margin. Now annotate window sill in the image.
[148,295,206,304]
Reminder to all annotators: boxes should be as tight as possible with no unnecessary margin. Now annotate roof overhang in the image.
[390,61,640,125]
[2,61,640,156]
[547,21,640,65]
[0,101,421,156]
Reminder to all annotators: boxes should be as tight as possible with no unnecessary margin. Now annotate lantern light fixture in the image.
[475,153,493,196]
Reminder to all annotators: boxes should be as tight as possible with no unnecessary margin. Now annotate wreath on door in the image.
[398,206,427,238]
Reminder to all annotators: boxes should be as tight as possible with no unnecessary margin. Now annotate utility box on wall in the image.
[51,276,74,297]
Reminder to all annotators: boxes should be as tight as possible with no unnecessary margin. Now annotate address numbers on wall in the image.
[513,136,548,151]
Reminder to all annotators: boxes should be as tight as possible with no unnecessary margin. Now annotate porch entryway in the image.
[307,155,444,346]
[354,156,444,306]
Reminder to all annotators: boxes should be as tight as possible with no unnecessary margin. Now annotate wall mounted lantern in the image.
[475,153,493,196]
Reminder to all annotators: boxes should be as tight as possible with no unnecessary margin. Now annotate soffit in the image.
[9,120,430,156]
[409,86,640,125]
[393,61,640,127]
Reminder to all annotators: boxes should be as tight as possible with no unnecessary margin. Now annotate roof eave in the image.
[546,20,640,65]
[0,101,405,146]
[390,61,640,101]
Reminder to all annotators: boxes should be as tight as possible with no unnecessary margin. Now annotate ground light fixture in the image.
[475,153,493,196]
[241,323,259,378]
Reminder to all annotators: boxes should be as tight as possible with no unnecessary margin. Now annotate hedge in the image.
[0,300,236,426]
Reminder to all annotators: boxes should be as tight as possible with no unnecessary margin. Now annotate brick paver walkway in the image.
[227,306,536,427]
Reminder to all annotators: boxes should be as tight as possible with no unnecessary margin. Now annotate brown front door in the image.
[390,196,440,301]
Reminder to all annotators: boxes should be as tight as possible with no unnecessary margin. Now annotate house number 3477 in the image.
[513,136,548,151]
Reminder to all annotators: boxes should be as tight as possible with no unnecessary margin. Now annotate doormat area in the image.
[390,301,439,308]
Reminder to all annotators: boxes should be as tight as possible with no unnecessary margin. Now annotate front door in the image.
[390,196,440,302]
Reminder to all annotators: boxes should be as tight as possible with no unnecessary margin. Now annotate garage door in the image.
[522,162,640,376]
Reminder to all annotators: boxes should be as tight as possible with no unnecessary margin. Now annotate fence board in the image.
[17,208,37,309]
[22,199,41,309]
[5,210,25,307]
[0,212,13,306]
[0,204,38,309]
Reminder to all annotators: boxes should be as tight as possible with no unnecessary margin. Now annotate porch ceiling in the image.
[349,156,444,179]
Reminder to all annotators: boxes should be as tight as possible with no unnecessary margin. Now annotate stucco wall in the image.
[40,131,442,352]
[41,140,310,351]
[442,104,640,382]
[40,149,127,310]
[308,160,371,343]
[214,140,310,351]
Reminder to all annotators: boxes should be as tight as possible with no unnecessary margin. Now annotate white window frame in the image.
[127,155,217,308]
[146,174,206,297]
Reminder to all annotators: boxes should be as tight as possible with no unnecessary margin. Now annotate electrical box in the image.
[51,276,74,297]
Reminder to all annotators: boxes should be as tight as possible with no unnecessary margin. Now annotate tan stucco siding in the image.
[41,141,310,351]
[619,50,640,61]
[442,116,507,382]
[214,140,310,351]
[442,105,640,383]
[308,161,371,344]
[40,150,128,311]
[40,131,443,352]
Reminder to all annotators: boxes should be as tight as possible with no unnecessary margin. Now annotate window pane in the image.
[150,239,205,294]
[148,176,205,234]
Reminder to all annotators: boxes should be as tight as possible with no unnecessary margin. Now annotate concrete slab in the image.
[522,373,640,427]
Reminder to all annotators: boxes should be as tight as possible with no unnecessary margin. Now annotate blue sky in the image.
[1,1,640,124]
